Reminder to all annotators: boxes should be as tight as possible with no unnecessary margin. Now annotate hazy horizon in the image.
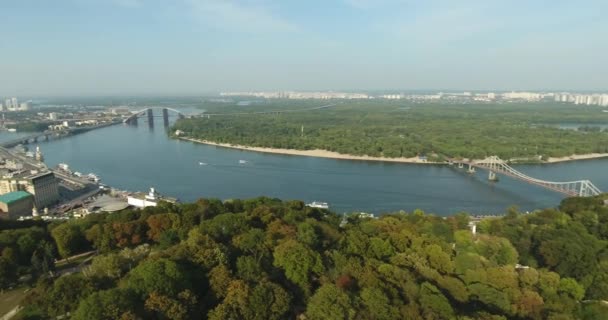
[1,0,607,96]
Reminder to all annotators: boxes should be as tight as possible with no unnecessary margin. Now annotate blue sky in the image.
[1,0,607,95]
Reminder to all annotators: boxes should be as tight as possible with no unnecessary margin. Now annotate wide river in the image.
[2,118,607,215]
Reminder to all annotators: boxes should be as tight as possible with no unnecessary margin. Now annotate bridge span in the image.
[123,107,187,125]
[0,121,121,148]
[452,156,602,197]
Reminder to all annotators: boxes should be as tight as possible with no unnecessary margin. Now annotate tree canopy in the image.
[7,195,608,319]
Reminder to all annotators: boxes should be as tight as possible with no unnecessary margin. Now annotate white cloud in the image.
[186,0,298,33]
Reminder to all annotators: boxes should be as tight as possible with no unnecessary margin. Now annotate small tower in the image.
[468,221,477,235]
[35,145,44,162]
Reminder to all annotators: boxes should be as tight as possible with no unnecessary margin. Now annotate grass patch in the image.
[0,286,28,316]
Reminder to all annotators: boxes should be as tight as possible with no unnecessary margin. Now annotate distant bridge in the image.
[452,156,602,197]
[123,107,187,125]
[0,122,121,148]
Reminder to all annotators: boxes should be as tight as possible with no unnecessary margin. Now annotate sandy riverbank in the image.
[181,137,608,164]
[546,153,608,163]
[180,137,435,164]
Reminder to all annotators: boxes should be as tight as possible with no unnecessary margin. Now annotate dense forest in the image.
[1,195,607,319]
[173,101,608,160]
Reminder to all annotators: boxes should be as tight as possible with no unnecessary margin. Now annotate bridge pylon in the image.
[467,164,476,174]
[147,109,154,128]
[488,171,498,181]
[162,108,169,127]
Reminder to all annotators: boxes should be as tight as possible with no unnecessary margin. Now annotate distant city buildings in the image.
[220,91,370,100]
[219,91,608,106]
[1,97,33,111]
[554,93,608,106]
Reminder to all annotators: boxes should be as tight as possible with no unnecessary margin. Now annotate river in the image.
[4,117,607,215]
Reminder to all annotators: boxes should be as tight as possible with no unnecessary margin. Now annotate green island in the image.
[173,101,608,161]
[1,196,608,319]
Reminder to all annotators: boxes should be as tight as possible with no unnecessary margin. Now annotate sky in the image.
[0,0,607,96]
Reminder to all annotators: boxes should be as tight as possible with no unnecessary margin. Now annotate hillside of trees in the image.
[1,196,608,319]
[172,101,608,160]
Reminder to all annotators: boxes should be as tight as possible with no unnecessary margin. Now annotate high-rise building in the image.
[601,95,608,107]
[0,103,4,111]
[10,98,18,111]
[19,102,31,111]
[4,99,12,110]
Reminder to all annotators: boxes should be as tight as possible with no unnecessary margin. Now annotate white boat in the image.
[87,173,100,182]
[239,160,248,164]
[74,172,82,177]
[199,162,207,166]
[307,201,329,209]
[357,212,376,219]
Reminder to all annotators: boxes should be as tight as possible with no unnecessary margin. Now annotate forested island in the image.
[172,101,608,161]
[1,195,608,319]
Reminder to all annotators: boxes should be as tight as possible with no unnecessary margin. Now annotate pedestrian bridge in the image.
[452,156,602,197]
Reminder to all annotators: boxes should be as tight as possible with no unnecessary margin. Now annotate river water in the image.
[5,118,608,215]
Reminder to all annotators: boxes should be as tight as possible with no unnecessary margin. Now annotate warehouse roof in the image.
[0,191,33,205]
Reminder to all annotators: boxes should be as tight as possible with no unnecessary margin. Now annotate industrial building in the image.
[0,170,59,210]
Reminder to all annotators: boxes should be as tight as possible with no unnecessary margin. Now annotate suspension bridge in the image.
[451,156,602,197]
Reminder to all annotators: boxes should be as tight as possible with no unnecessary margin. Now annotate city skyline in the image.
[1,0,607,95]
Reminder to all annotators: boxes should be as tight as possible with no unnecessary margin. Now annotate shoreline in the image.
[180,137,608,165]
[545,153,608,163]
[179,137,436,164]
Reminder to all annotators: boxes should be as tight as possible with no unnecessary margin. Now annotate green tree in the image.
[244,280,291,320]
[51,223,87,258]
[273,239,323,296]
[0,256,16,288]
[419,282,455,320]
[306,284,354,320]
[126,258,192,298]
[236,255,264,282]
[46,274,94,317]
[360,287,400,320]
[72,288,140,320]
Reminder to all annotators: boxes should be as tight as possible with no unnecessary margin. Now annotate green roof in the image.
[0,191,33,205]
